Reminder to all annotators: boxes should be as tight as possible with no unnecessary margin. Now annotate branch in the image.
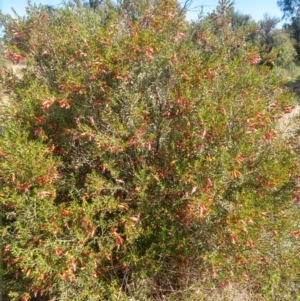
[179,0,194,17]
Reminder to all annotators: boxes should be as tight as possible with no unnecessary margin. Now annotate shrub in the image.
[0,0,299,300]
[272,30,300,80]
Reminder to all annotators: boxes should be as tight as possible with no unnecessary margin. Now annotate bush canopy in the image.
[0,0,300,300]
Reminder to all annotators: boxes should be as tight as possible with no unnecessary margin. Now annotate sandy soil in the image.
[10,64,26,75]
[277,105,300,135]
[0,64,25,104]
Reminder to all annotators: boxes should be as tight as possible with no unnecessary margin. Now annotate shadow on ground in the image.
[285,77,300,100]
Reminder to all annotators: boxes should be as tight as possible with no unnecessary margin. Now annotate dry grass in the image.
[188,284,254,301]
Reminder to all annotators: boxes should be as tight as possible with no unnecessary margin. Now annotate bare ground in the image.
[277,78,300,136]
[0,63,25,104]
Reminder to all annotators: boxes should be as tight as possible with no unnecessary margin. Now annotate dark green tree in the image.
[278,0,300,19]
[281,5,300,58]
[230,9,252,28]
[259,14,281,52]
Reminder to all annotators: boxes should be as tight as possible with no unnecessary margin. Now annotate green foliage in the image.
[259,14,281,48]
[243,13,300,81]
[230,9,253,28]
[283,6,300,59]
[272,30,300,79]
[278,0,300,19]
[0,0,300,300]
[278,0,300,60]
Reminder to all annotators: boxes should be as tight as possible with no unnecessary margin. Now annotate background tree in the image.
[259,14,281,51]
[230,9,252,28]
[271,29,300,78]
[278,0,300,59]
[278,0,300,19]
[283,6,300,58]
